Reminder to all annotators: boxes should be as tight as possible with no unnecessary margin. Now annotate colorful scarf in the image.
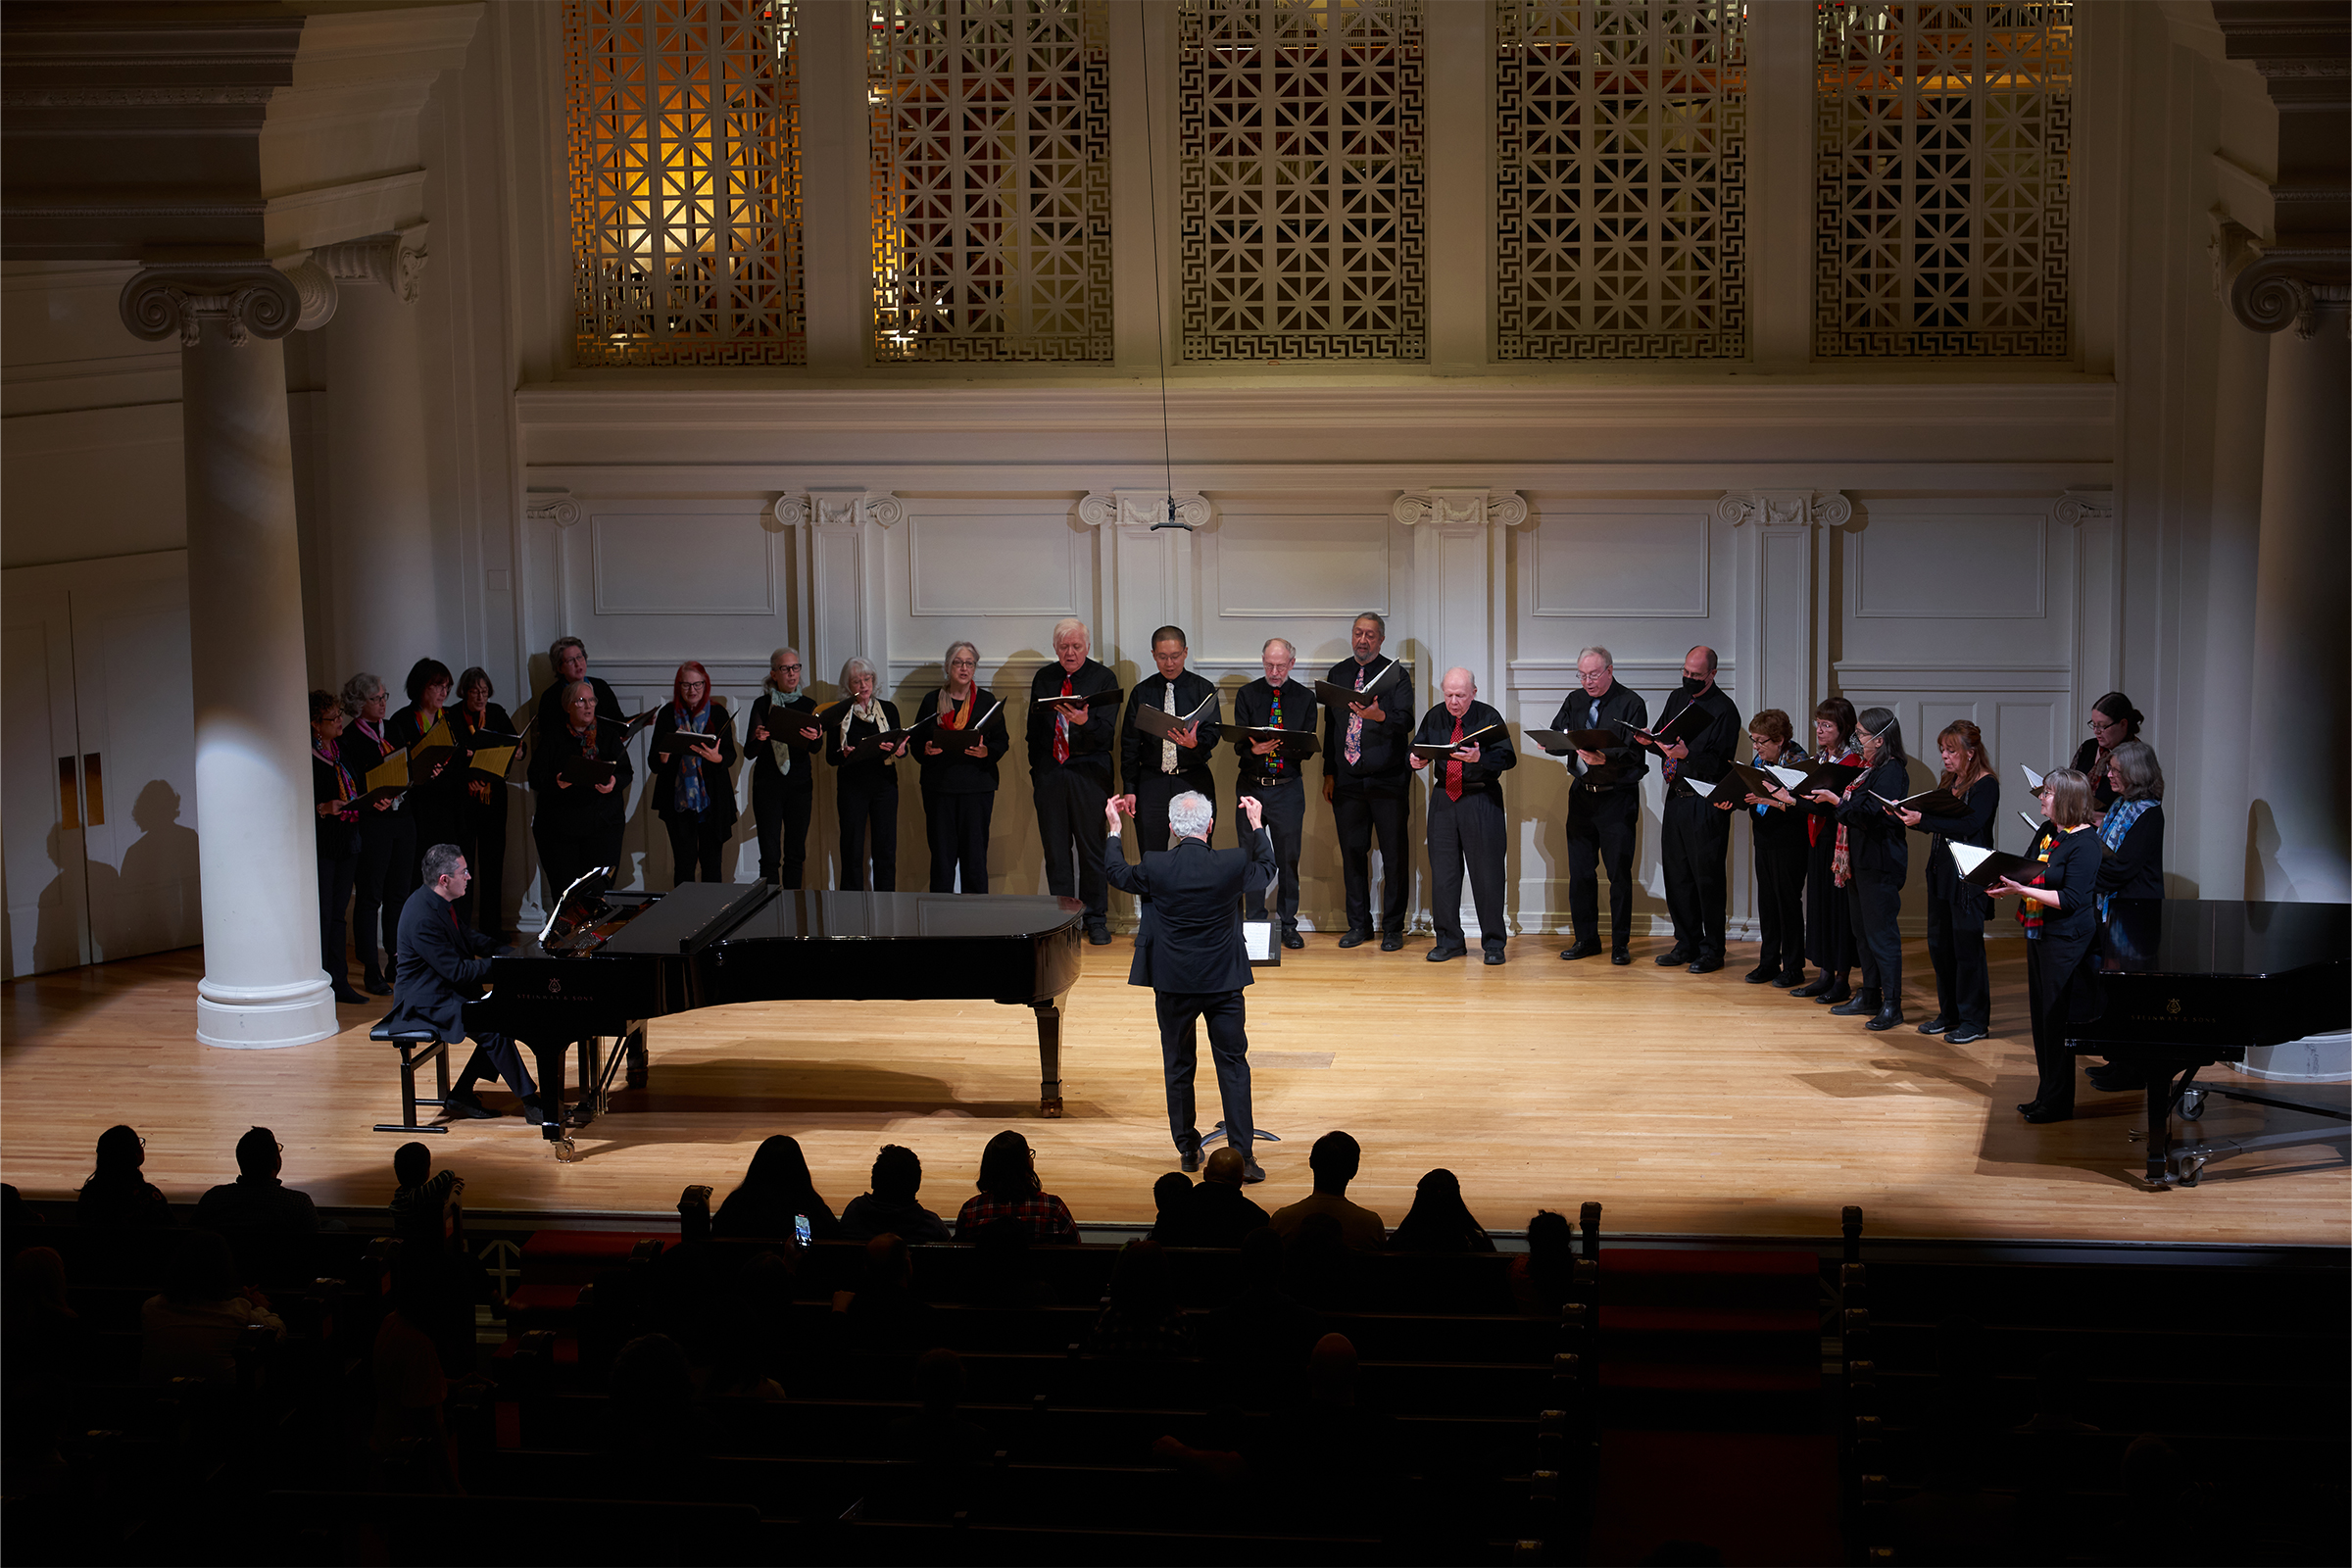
[2095,798,2153,919]
[671,703,710,814]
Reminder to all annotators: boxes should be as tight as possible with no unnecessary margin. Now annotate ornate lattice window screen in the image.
[1815,1,2072,358]
[1496,1,1747,361]
[564,0,805,367]
[868,0,1111,362]
[1180,0,1425,362]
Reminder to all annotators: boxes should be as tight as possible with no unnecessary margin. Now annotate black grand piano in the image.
[466,879,1085,1159]
[2067,898,2349,1189]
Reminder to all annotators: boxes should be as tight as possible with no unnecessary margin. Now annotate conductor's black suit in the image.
[1102,818,1275,1161]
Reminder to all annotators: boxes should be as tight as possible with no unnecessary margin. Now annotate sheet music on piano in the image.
[1244,920,1280,967]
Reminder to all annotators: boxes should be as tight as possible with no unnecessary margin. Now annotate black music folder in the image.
[1313,659,1407,710]
[1410,724,1500,762]
[1033,687,1122,710]
[557,755,618,788]
[620,708,661,739]
[1131,695,1217,741]
[1726,760,1791,801]
[1627,704,1707,752]
[1526,726,1618,756]
[1948,843,2044,889]
[466,730,522,780]
[1873,786,1973,817]
[350,784,410,808]
[835,728,905,765]
[1767,760,1866,795]
[1221,724,1319,759]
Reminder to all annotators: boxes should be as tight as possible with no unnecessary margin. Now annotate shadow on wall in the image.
[2245,799,2284,902]
[103,781,201,957]
[33,822,111,972]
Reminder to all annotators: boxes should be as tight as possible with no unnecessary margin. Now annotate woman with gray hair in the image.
[914,641,1009,894]
[825,656,909,891]
[338,670,413,994]
[1821,707,1910,1031]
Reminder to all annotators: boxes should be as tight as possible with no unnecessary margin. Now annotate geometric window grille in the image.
[1179,0,1426,362]
[564,0,806,367]
[868,0,1112,363]
[1496,1,1748,361]
[1814,1,2073,359]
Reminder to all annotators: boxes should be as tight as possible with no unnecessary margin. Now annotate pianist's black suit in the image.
[1103,821,1274,1161]
[387,882,533,1102]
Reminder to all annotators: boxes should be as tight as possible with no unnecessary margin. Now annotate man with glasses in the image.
[749,647,823,888]
[391,843,541,1122]
[1544,646,1649,965]
[1029,618,1121,944]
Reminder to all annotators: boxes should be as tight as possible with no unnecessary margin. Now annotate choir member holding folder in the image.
[1991,768,2104,1123]
[914,641,1010,894]
[827,657,909,892]
[1644,646,1741,974]
[1825,708,1909,1030]
[2072,692,2140,811]
[387,658,462,887]
[1027,618,1119,944]
[1408,668,1516,964]
[650,661,739,886]
[1230,637,1319,948]
[1541,645,1648,964]
[450,667,517,939]
[1787,699,1861,1004]
[310,690,368,1004]
[533,635,624,744]
[1119,625,1221,854]
[748,649,822,890]
[1718,710,1808,987]
[339,670,413,995]
[1890,721,1998,1044]
[1322,612,1414,952]
[528,678,633,904]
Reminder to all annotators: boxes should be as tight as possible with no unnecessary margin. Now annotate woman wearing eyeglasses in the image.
[915,641,1010,895]
[650,661,740,885]
[2070,692,2139,811]
[747,649,823,890]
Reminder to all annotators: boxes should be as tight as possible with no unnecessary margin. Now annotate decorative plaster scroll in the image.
[862,493,905,529]
[2230,253,2349,338]
[2206,209,2264,305]
[119,263,302,348]
[1716,489,1851,528]
[278,258,338,331]
[524,490,583,529]
[316,227,429,304]
[2052,489,2114,526]
[769,494,810,529]
[787,490,905,529]
[1078,490,1212,531]
[1392,489,1528,530]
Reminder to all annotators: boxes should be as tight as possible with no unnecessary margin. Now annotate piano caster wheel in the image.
[1040,1097,1064,1120]
[2176,1153,2206,1188]
[553,1138,579,1163]
[2180,1089,2206,1121]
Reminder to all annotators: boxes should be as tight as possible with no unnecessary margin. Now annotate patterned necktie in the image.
[1345,665,1367,763]
[1446,714,1466,802]
[1267,686,1285,776]
[1160,680,1178,773]
[1053,676,1072,764]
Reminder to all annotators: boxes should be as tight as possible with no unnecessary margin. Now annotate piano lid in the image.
[2096,898,2351,979]
[598,881,775,955]
[716,890,1084,943]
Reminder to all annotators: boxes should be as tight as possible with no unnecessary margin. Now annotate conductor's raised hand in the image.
[1103,795,1126,834]
[1238,795,1263,830]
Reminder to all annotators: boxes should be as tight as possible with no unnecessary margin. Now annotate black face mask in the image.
[1680,673,1708,695]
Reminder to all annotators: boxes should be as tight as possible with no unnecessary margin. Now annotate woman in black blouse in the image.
[1789,698,1860,1005]
[827,657,909,892]
[650,660,740,885]
[310,690,368,1004]
[1816,707,1909,1031]
[1721,710,1809,987]
[449,667,515,939]
[914,640,1010,894]
[338,671,411,995]
[527,679,633,904]
[2082,741,2168,1094]
[746,648,822,889]
[1995,768,2106,1123]
[386,658,462,883]
[1894,720,1999,1045]
[2070,692,2139,811]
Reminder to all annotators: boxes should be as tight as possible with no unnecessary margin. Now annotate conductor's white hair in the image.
[1169,791,1213,841]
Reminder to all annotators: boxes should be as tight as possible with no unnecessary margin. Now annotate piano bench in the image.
[368,1017,454,1135]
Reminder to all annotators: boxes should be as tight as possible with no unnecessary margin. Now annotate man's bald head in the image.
[1204,1147,1248,1187]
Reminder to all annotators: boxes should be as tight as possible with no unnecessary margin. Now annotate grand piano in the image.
[466,880,1085,1159]
[2067,898,2350,1189]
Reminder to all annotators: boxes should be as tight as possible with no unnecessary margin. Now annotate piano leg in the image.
[1032,992,1069,1119]
[2141,1072,2175,1188]
[526,1039,573,1149]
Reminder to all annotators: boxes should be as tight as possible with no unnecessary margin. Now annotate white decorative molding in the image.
[2206,208,2265,305]
[1392,488,1527,531]
[2230,251,2348,338]
[523,489,583,529]
[118,263,303,348]
[778,489,905,529]
[1078,489,1211,531]
[1717,488,1852,528]
[768,493,809,529]
[276,257,338,331]
[2052,488,2115,526]
[314,226,429,304]
[862,492,906,529]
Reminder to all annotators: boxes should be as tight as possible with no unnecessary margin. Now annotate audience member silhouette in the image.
[954,1130,1079,1244]
[140,1229,284,1383]
[370,1260,458,1491]
[1166,1147,1271,1248]
[194,1126,325,1278]
[1282,1210,1367,1312]
[76,1125,172,1231]
[968,1216,1054,1305]
[1267,1131,1386,1250]
[839,1144,951,1244]
[1511,1209,1576,1315]
[387,1141,463,1248]
[1385,1168,1494,1252]
[1088,1240,1191,1358]
[1146,1170,1195,1242]
[714,1135,842,1241]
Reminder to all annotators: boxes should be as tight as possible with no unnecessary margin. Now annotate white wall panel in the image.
[1852,508,2046,619]
[590,509,778,616]
[1527,501,1713,618]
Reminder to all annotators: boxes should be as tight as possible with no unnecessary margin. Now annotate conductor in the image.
[389,843,540,1122]
[1103,789,1274,1183]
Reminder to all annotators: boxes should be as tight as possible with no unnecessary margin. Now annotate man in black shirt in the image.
[1321,612,1413,952]
[1647,645,1742,973]
[1118,624,1222,855]
[1544,646,1648,964]
[1026,617,1119,945]
[1408,668,1518,964]
[1231,637,1318,949]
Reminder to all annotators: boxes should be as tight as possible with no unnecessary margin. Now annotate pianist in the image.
[390,843,540,1123]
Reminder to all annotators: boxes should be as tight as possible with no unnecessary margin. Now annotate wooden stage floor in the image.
[5,932,2346,1247]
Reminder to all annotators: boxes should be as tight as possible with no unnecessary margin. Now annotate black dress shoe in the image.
[333,984,368,1004]
[1654,949,1691,966]
[1560,939,1601,960]
[1337,929,1370,949]
[444,1088,499,1120]
[1864,1006,1904,1031]
[1743,964,1776,984]
[1917,1014,1950,1035]
[1611,950,1632,965]
[2015,1100,2041,1115]
[364,975,392,997]
[1426,946,1466,962]
[522,1099,546,1127]
[1281,930,1304,950]
[1380,933,1403,953]
[1179,1150,1200,1174]
[1688,957,1723,975]
[1788,976,1830,998]
[1087,924,1112,946]
[1943,1026,1987,1046]
[2022,1102,2073,1124]
[1816,983,1852,1005]
[1829,990,1880,1016]
[1483,950,1505,966]
[1772,970,1806,989]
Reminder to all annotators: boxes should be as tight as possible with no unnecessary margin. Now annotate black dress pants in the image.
[1850,868,1904,1001]
[1032,767,1109,923]
[352,808,416,979]
[2025,935,2092,1112]
[1428,788,1508,955]
[925,790,994,893]
[452,1029,535,1100]
[1660,794,1732,959]
[664,807,731,884]
[1564,784,1638,949]
[317,849,358,988]
[1332,786,1409,937]
[838,778,899,891]
[1926,879,1992,1029]
[1134,770,1212,855]
[754,772,813,888]
[1155,989,1252,1156]
[1242,777,1305,931]
[1754,837,1810,977]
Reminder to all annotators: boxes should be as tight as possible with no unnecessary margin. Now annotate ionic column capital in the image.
[1716,488,1852,528]
[1392,487,1527,532]
[120,262,303,348]
[316,226,431,304]
[1079,489,1212,532]
[2230,251,2352,338]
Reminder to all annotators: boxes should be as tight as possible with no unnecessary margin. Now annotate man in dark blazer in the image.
[1543,645,1649,964]
[389,842,539,1122]
[1321,612,1413,951]
[1646,644,1743,974]
[1118,624,1221,854]
[1103,788,1274,1181]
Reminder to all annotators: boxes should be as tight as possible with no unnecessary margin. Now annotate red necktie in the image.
[1053,677,1072,764]
[1446,714,1465,802]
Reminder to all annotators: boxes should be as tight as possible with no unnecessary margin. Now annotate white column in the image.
[121,264,339,1049]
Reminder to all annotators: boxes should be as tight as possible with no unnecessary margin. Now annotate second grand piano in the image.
[467,882,1085,1158]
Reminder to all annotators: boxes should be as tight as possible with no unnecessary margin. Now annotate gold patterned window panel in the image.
[868,0,1111,363]
[1815,1,2073,359]
[1180,0,1425,362]
[1496,1,1748,362]
[564,0,805,367]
